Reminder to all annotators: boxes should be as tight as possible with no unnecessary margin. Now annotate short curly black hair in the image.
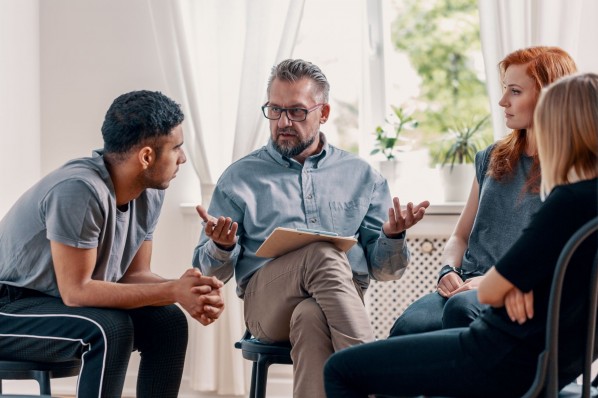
[101,90,184,154]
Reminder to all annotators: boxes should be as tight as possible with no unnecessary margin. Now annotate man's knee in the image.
[290,299,327,328]
[129,305,188,350]
[86,308,135,351]
[303,242,352,278]
[289,299,329,342]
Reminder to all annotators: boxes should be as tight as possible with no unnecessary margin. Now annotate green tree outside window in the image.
[391,0,493,163]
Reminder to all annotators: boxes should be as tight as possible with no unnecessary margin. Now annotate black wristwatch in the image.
[437,264,462,284]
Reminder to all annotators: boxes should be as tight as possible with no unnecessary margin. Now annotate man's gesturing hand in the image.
[196,205,238,250]
[383,197,430,238]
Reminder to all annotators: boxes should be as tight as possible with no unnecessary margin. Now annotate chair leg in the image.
[34,370,52,395]
[254,356,271,398]
[249,362,258,398]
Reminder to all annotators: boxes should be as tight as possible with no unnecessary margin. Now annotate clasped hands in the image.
[176,268,225,326]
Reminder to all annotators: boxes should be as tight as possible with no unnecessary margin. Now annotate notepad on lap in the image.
[255,227,357,258]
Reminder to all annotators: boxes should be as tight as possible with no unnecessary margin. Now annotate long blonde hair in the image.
[489,46,577,192]
[534,73,598,198]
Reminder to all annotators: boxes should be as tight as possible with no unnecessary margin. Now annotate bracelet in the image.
[437,264,461,284]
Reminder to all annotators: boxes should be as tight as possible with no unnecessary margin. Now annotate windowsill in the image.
[180,203,200,215]
[179,202,464,216]
[424,202,464,215]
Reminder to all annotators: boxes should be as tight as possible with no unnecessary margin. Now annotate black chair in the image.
[522,216,598,398]
[235,329,292,398]
[0,359,81,396]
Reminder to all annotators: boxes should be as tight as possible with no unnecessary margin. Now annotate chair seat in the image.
[0,359,81,396]
[237,338,293,364]
[0,359,81,380]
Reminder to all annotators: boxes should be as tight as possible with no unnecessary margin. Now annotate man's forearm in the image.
[119,270,169,284]
[59,278,179,309]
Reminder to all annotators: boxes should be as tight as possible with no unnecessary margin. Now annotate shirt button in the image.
[310,218,317,223]
[307,194,313,199]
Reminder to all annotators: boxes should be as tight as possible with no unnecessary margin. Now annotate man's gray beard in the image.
[273,133,316,158]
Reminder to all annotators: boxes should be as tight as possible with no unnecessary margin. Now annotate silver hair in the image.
[267,59,330,102]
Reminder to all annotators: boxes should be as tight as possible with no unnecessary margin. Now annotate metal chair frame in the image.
[522,217,598,398]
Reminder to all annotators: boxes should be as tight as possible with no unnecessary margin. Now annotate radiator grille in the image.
[365,237,448,340]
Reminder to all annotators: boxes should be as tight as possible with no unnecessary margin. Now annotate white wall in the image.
[0,0,40,218]
[577,0,598,73]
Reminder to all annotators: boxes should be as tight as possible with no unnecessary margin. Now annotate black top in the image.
[464,178,598,385]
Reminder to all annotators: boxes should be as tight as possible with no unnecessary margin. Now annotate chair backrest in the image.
[523,216,598,398]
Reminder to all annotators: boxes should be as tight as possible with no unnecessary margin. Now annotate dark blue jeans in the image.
[324,328,534,398]
[389,289,487,337]
[0,285,188,398]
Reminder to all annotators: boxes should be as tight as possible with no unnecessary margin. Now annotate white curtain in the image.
[147,0,305,394]
[359,0,387,158]
[478,0,585,140]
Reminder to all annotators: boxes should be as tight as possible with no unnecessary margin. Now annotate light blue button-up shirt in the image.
[192,134,410,298]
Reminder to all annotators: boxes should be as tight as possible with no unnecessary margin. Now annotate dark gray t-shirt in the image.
[0,150,164,297]
[460,145,542,276]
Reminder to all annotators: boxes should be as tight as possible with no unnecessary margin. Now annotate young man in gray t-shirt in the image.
[0,90,224,397]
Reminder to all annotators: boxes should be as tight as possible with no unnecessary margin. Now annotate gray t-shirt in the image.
[460,144,542,276]
[0,150,164,297]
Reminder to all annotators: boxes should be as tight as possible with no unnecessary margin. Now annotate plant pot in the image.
[439,163,475,202]
[378,160,402,185]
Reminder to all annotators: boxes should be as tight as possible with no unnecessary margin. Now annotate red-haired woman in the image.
[390,46,578,337]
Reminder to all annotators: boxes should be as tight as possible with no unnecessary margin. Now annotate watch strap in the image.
[437,264,462,284]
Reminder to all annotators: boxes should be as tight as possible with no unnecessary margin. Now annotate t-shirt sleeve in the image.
[495,186,580,292]
[475,143,494,186]
[43,179,104,249]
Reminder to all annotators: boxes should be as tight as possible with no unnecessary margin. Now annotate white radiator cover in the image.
[365,236,449,340]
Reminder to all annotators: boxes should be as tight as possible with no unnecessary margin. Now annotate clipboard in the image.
[255,227,357,258]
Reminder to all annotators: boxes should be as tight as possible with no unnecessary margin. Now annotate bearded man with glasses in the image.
[193,59,429,398]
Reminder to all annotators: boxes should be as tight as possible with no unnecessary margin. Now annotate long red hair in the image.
[488,46,577,192]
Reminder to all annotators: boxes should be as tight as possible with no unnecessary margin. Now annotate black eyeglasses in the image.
[261,103,325,122]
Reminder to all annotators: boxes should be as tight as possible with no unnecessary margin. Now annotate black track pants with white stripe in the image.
[0,288,188,398]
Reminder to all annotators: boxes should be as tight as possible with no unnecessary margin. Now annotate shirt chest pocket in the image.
[329,200,368,237]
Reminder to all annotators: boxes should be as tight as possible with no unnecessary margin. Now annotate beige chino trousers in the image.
[243,242,375,398]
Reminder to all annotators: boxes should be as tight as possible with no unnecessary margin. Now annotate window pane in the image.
[293,0,362,153]
[383,0,491,203]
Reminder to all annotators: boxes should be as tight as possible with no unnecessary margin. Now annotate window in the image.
[293,0,362,153]
[294,0,490,204]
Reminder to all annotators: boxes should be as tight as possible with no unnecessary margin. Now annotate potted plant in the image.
[437,115,489,202]
[371,105,418,183]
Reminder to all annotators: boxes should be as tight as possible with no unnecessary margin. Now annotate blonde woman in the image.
[324,73,598,398]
